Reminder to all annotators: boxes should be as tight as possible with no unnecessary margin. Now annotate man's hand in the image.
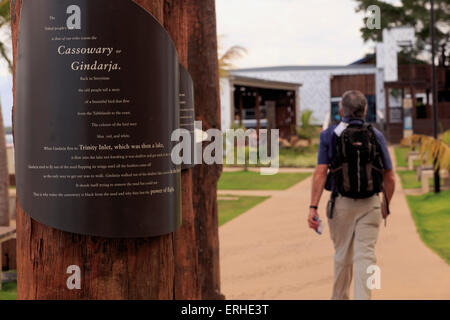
[381,204,389,219]
[382,169,396,219]
[309,164,327,231]
[381,190,390,219]
[308,208,319,230]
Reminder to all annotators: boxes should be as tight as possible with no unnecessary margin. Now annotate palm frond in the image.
[0,42,12,71]
[300,109,314,129]
[218,45,247,77]
[401,132,450,170]
[0,0,10,72]
[0,0,10,24]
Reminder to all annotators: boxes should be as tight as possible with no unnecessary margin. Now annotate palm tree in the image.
[296,109,316,143]
[401,132,450,171]
[300,109,314,130]
[0,0,11,71]
[218,38,247,77]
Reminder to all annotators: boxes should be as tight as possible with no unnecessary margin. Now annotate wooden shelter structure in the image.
[385,64,450,143]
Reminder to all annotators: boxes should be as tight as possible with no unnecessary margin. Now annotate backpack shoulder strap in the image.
[334,130,347,160]
[366,125,381,150]
[365,125,387,172]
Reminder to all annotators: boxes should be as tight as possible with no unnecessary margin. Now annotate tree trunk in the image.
[186,0,224,300]
[164,0,200,300]
[11,0,197,300]
[0,105,9,227]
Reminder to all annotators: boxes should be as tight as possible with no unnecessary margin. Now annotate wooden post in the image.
[186,0,224,300]
[239,94,243,126]
[163,0,200,300]
[290,91,295,138]
[292,90,297,131]
[412,86,417,122]
[385,84,391,140]
[255,93,261,135]
[12,0,200,300]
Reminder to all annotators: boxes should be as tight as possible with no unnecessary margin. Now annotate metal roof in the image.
[231,64,376,73]
[230,74,302,89]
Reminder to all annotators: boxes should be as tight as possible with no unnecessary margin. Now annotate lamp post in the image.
[430,0,440,193]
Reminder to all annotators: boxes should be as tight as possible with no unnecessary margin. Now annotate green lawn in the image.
[218,195,269,226]
[394,146,422,168]
[278,145,318,168]
[398,170,421,189]
[407,190,450,265]
[0,282,17,300]
[218,171,311,190]
[398,170,443,190]
[395,146,409,167]
[223,145,318,168]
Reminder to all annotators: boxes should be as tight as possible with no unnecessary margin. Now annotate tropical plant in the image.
[401,131,450,171]
[218,37,247,77]
[300,109,314,129]
[355,0,450,58]
[442,130,450,145]
[296,109,316,141]
[0,0,11,70]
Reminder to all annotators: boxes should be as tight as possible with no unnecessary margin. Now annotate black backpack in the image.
[329,122,384,199]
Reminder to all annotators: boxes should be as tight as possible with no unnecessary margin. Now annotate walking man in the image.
[308,90,396,300]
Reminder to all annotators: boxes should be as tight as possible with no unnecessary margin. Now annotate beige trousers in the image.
[328,194,382,300]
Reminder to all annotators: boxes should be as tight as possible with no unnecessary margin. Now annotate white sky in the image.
[216,0,391,68]
[1,0,402,127]
[0,21,13,128]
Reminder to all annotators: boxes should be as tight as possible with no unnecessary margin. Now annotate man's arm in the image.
[384,168,395,198]
[308,164,328,230]
[381,169,395,219]
[373,129,395,217]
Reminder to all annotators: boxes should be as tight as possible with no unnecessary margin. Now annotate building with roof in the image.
[220,63,385,140]
[220,27,450,143]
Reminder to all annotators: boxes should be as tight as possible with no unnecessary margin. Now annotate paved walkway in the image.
[218,190,285,197]
[219,157,450,299]
[223,167,314,173]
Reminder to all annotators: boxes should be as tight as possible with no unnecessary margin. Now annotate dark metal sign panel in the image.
[179,65,196,170]
[14,0,183,237]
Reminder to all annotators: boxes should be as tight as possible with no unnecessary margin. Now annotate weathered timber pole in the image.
[186,0,224,300]
[164,0,200,300]
[0,106,9,227]
[11,0,196,300]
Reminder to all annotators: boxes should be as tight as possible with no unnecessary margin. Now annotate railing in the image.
[398,65,448,85]
[438,102,450,119]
